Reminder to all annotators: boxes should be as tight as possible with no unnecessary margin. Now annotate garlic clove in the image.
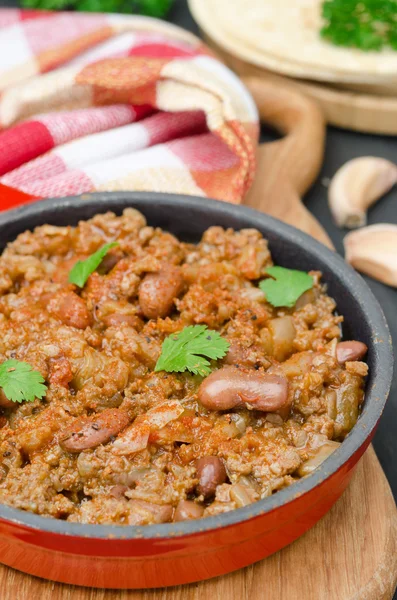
[344,224,397,287]
[329,157,397,229]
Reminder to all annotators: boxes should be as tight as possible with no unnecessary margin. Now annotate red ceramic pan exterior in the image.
[0,193,392,589]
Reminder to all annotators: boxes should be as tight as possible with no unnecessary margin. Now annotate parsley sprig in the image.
[21,0,174,17]
[0,360,47,404]
[155,325,230,377]
[68,242,118,288]
[259,266,314,308]
[321,0,397,51]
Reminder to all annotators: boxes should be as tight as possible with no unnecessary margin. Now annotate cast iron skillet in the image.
[0,192,392,588]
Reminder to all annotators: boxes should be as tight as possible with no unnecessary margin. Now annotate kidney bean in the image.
[138,266,183,320]
[336,341,368,364]
[0,389,17,409]
[98,252,120,274]
[198,366,289,413]
[47,291,92,329]
[196,456,227,498]
[59,408,130,453]
[173,500,204,522]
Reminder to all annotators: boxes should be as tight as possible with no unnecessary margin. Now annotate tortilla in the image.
[190,0,397,84]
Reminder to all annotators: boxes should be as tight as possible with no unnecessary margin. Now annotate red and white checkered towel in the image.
[0,9,258,211]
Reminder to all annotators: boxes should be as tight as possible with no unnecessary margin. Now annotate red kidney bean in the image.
[198,366,289,413]
[336,341,368,364]
[99,252,120,274]
[59,408,130,453]
[0,389,17,409]
[47,291,92,330]
[138,266,183,320]
[173,500,204,522]
[196,456,227,498]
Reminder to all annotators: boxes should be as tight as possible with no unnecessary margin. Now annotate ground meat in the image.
[0,209,367,525]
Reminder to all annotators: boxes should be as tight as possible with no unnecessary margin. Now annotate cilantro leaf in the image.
[155,325,230,377]
[0,360,47,404]
[320,0,397,52]
[68,242,119,288]
[259,266,314,308]
[21,0,174,16]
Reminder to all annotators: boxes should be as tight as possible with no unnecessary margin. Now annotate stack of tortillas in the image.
[189,0,397,134]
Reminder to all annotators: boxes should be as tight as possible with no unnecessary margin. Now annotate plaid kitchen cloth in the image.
[0,9,259,210]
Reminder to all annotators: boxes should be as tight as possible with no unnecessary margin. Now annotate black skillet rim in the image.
[0,192,392,540]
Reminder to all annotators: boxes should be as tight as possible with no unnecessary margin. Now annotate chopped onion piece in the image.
[146,400,184,429]
[112,401,184,456]
[298,440,341,476]
[230,483,258,507]
[268,316,296,362]
[112,423,150,456]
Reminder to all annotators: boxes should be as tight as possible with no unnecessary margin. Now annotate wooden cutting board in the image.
[209,39,397,136]
[1,77,397,600]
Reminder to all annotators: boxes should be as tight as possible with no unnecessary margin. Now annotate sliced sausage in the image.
[59,408,130,453]
[138,266,183,320]
[336,341,368,364]
[198,366,289,413]
[173,500,204,522]
[47,291,92,329]
[196,456,227,498]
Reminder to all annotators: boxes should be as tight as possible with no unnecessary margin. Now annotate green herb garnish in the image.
[68,242,118,288]
[259,266,314,308]
[21,0,174,17]
[155,325,230,377]
[321,0,397,51]
[0,360,47,404]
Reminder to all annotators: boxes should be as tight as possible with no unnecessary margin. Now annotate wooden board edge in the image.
[201,31,397,136]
